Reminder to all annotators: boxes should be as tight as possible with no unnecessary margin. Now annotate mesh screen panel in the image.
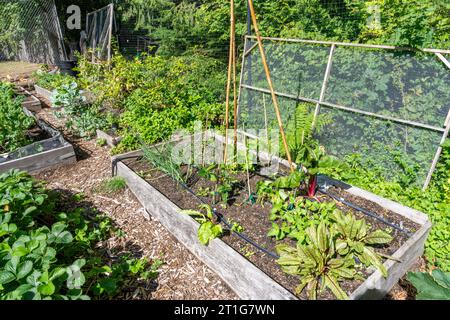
[325,46,450,128]
[0,0,66,64]
[314,106,443,184]
[243,40,330,100]
[86,4,114,61]
[238,37,450,187]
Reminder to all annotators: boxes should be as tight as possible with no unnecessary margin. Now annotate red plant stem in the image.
[308,174,317,198]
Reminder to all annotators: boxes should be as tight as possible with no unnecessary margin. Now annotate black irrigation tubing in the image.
[318,187,413,237]
[111,155,280,260]
[177,182,280,260]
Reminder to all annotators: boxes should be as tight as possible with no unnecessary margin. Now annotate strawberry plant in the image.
[0,82,34,153]
[0,170,162,300]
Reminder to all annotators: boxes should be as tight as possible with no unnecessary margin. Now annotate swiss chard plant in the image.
[331,211,393,277]
[276,222,361,300]
[181,204,223,245]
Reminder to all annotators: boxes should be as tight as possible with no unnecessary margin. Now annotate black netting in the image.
[325,46,450,128]
[238,37,450,187]
[86,4,115,62]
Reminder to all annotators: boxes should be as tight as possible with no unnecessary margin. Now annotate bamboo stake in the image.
[223,0,235,164]
[247,0,294,172]
[232,0,238,154]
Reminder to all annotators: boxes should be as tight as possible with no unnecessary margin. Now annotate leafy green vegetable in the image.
[408,269,450,300]
[276,222,361,300]
[181,204,223,245]
[0,82,34,153]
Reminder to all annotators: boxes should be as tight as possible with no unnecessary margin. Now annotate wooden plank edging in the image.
[115,161,297,300]
[113,134,431,300]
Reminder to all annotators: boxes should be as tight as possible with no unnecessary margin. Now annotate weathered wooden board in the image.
[114,160,297,300]
[0,144,76,174]
[0,110,77,174]
[113,134,431,300]
[96,129,122,147]
[15,86,42,112]
[34,84,53,102]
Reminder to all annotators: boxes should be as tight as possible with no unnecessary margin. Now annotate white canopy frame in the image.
[238,35,450,190]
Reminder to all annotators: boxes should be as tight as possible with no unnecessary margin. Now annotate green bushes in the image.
[0,82,34,153]
[0,170,161,300]
[33,71,75,91]
[75,52,225,152]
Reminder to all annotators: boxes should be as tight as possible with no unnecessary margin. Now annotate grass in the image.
[97,177,127,194]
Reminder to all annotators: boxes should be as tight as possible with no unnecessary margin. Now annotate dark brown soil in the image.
[125,158,420,300]
[27,123,52,142]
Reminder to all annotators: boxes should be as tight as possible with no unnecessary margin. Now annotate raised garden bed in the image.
[34,84,53,102]
[34,84,95,106]
[14,85,42,112]
[96,129,122,147]
[0,108,76,174]
[111,133,431,300]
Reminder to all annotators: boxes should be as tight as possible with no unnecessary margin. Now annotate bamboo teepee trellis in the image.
[223,0,294,172]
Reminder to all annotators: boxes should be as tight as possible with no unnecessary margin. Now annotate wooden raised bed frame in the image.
[0,109,76,174]
[15,86,42,112]
[112,133,432,300]
[96,129,122,147]
[34,84,53,102]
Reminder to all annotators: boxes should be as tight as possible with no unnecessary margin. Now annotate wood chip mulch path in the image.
[33,108,237,300]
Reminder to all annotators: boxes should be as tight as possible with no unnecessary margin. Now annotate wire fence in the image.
[0,0,67,64]
[85,4,115,62]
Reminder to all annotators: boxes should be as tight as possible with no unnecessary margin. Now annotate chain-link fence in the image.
[0,0,67,64]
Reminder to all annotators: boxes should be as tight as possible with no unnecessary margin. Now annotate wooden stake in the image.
[223,0,235,164]
[232,2,238,153]
[247,0,294,172]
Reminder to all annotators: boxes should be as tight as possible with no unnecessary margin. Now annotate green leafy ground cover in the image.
[0,82,34,154]
[0,170,162,300]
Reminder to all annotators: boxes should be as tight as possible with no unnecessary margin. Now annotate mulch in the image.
[33,107,237,300]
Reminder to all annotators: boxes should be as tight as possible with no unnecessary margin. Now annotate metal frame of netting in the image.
[0,0,67,64]
[237,35,450,190]
[86,3,115,62]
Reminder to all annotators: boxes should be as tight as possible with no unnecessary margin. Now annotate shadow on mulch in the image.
[47,187,160,299]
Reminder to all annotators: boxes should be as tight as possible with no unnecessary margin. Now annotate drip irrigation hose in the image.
[276,170,412,236]
[112,155,143,177]
[176,181,280,259]
[318,187,413,237]
[112,155,280,259]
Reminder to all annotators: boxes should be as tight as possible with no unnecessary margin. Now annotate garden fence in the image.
[85,4,116,62]
[0,0,67,64]
[238,36,450,189]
